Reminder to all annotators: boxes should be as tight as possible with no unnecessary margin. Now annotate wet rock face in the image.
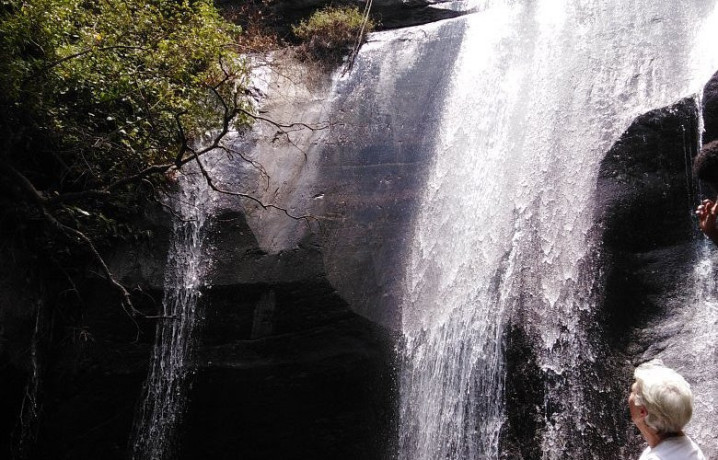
[182,281,397,460]
[306,21,467,329]
[1,207,398,459]
[161,22,465,457]
[703,70,718,144]
[500,324,544,460]
[0,277,158,459]
[593,81,718,457]
[597,97,701,346]
[596,98,702,457]
[174,183,398,459]
[35,201,398,459]
[212,21,466,330]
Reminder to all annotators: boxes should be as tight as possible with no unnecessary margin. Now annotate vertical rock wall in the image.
[592,71,718,457]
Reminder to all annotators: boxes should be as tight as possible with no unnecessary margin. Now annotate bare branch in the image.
[3,166,165,337]
[209,85,231,121]
[237,108,329,132]
[44,210,141,321]
[192,153,317,225]
[46,190,113,205]
[155,187,200,223]
[216,144,270,188]
[213,55,234,90]
[43,84,330,206]
[3,166,47,205]
[106,163,175,191]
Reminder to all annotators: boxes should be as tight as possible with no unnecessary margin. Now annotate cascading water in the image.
[130,169,210,460]
[398,1,718,458]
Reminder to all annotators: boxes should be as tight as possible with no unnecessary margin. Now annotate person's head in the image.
[694,139,718,192]
[629,359,694,435]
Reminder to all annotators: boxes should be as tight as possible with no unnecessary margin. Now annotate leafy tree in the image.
[0,0,252,315]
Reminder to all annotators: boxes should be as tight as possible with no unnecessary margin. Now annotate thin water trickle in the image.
[130,169,210,460]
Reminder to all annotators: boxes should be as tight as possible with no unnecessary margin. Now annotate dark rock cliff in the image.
[594,95,701,457]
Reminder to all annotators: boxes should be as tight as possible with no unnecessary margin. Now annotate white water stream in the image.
[130,170,210,460]
[399,1,718,458]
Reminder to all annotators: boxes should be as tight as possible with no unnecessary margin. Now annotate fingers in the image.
[697,199,716,217]
[697,200,718,236]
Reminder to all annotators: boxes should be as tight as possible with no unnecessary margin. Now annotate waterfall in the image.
[398,1,718,458]
[130,169,210,460]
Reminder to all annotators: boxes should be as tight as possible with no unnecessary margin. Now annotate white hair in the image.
[633,359,694,434]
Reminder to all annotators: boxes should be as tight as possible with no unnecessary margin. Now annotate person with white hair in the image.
[628,360,706,459]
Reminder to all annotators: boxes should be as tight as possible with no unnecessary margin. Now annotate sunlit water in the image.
[130,170,210,460]
[398,1,718,458]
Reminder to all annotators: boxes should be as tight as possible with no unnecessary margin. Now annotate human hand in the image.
[696,198,718,244]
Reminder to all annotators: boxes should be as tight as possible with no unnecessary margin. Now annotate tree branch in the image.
[42,45,148,72]
[237,108,329,132]
[42,90,327,206]
[3,166,48,206]
[216,144,270,190]
[3,165,159,339]
[192,153,317,225]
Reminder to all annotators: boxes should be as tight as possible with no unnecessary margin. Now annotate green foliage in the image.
[292,6,374,64]
[0,0,254,306]
[0,0,251,189]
